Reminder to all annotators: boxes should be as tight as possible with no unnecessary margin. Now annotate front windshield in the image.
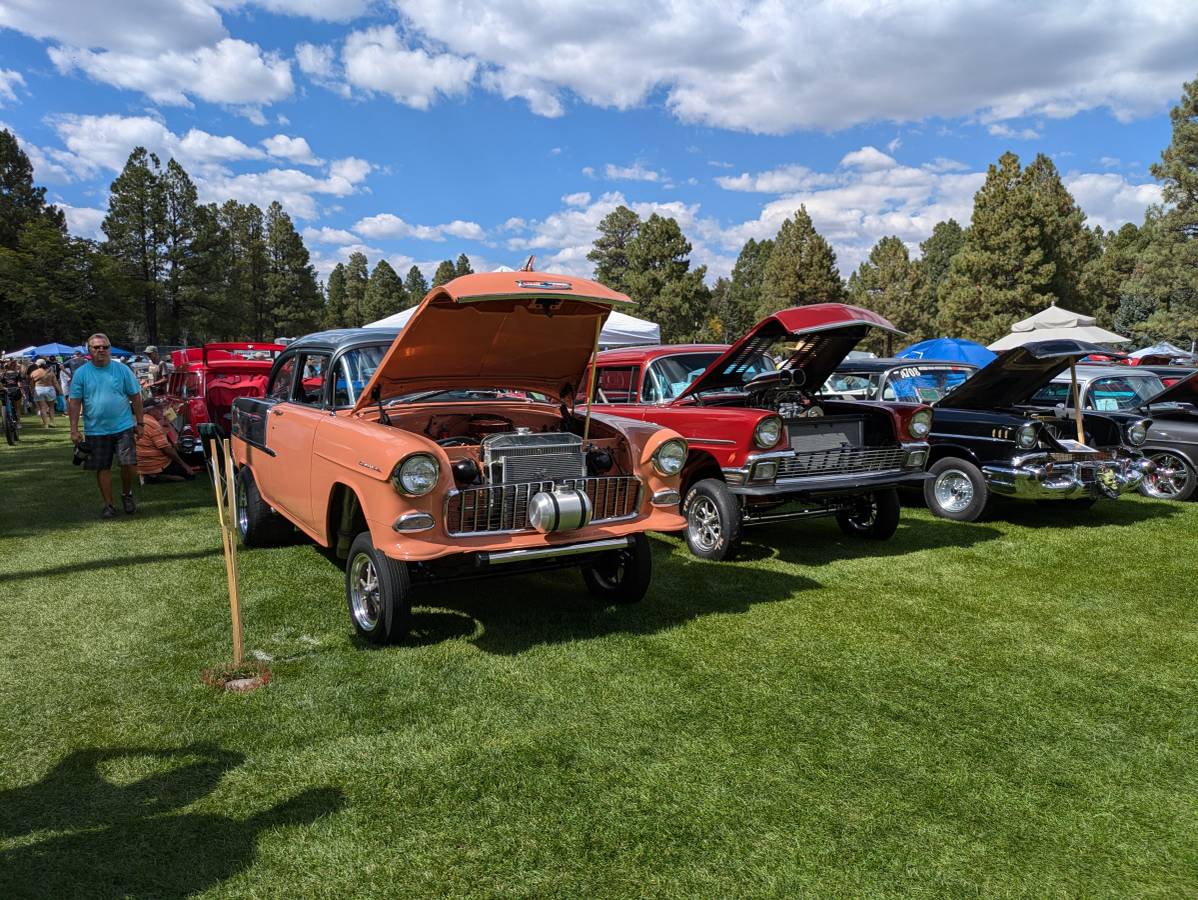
[334,345,389,407]
[1086,375,1163,411]
[643,351,775,401]
[882,365,974,402]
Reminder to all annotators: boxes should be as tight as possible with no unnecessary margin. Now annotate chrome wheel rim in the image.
[934,470,974,513]
[235,475,248,535]
[687,495,721,552]
[1144,453,1192,499]
[349,552,381,631]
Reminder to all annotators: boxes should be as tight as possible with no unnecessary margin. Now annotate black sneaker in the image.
[101,505,116,519]
[122,493,136,514]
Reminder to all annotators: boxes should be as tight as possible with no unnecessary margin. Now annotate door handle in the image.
[271,408,284,416]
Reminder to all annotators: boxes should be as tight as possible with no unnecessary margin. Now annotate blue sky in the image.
[0,1,1192,284]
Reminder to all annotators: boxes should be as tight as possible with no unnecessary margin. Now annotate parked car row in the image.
[204,271,1195,645]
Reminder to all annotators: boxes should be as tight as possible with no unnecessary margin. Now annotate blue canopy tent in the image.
[896,337,996,366]
[32,342,84,358]
[107,346,134,357]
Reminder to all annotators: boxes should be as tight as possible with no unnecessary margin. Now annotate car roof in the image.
[1052,365,1161,381]
[284,328,400,353]
[594,344,730,365]
[834,357,977,373]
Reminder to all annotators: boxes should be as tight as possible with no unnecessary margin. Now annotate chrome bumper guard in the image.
[983,451,1155,500]
[479,536,633,566]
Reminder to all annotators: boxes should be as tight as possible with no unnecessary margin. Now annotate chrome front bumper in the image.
[983,452,1155,501]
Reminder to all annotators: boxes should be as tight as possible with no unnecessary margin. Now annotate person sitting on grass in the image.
[136,400,201,483]
[68,333,143,519]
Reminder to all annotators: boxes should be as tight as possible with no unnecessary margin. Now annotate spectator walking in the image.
[136,400,200,483]
[66,349,87,374]
[68,333,144,519]
[144,346,168,396]
[27,358,62,428]
[1,360,23,426]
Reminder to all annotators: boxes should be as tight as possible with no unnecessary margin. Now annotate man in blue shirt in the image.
[69,333,145,518]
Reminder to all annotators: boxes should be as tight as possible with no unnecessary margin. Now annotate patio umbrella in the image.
[988,305,1130,444]
[896,337,996,366]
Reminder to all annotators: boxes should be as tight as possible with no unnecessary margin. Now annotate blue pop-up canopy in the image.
[32,342,84,358]
[896,337,996,366]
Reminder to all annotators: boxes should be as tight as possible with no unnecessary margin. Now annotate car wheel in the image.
[1140,451,1197,502]
[345,532,412,644]
[235,467,293,548]
[835,488,901,540]
[682,478,742,561]
[581,532,653,604]
[925,458,988,522]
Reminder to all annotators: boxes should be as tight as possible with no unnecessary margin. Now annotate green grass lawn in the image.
[2,426,1196,898]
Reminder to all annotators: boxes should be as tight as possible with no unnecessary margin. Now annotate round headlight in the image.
[652,438,687,477]
[1015,422,1038,449]
[392,453,440,495]
[908,408,933,439]
[1126,419,1150,446]
[753,416,783,449]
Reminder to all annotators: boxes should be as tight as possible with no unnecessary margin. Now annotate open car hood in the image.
[352,272,632,412]
[675,303,902,401]
[934,339,1108,410]
[1145,369,1198,407]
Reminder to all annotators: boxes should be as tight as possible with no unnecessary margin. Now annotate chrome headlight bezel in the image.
[392,452,440,496]
[1015,422,1038,450]
[908,408,933,440]
[1126,418,1150,446]
[652,438,687,477]
[753,415,783,449]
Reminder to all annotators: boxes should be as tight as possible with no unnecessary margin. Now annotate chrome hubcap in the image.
[235,475,248,535]
[687,496,722,551]
[1145,453,1192,498]
[349,553,381,630]
[934,470,974,513]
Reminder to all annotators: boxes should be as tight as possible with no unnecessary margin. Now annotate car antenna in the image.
[371,384,390,425]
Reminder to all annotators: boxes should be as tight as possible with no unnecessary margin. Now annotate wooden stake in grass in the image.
[1070,361,1086,445]
[206,436,243,666]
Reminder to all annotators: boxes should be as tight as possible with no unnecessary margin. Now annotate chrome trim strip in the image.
[684,436,737,445]
[651,489,681,506]
[933,432,1013,443]
[482,537,633,565]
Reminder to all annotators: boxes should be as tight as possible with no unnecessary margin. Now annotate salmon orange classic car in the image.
[229,272,688,644]
[583,304,934,560]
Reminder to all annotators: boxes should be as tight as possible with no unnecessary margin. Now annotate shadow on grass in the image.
[986,495,1182,529]
[396,536,819,655]
[0,547,223,585]
[0,745,344,899]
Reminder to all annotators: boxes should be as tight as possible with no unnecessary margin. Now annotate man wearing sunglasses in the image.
[68,333,144,518]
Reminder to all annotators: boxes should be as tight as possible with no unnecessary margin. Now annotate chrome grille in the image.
[775,446,906,479]
[1049,450,1113,463]
[446,476,641,535]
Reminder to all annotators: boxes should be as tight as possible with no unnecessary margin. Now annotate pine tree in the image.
[1022,153,1102,313]
[916,219,964,332]
[324,263,348,328]
[454,253,473,277]
[403,265,428,307]
[723,238,773,338]
[937,152,1056,344]
[587,205,640,293]
[432,259,456,287]
[758,206,845,316]
[363,259,406,322]
[623,213,711,342]
[344,251,369,326]
[182,203,234,340]
[161,159,198,341]
[103,147,167,343]
[847,236,924,351]
[265,201,322,337]
[0,128,66,250]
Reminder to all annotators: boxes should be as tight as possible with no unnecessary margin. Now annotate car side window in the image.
[295,353,330,405]
[334,345,388,408]
[591,366,639,403]
[269,356,297,401]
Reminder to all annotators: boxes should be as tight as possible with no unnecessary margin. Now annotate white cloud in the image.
[302,226,360,244]
[179,128,265,163]
[1064,173,1161,232]
[58,203,106,239]
[922,157,970,173]
[296,41,336,78]
[1100,156,1121,169]
[716,164,836,193]
[262,134,322,165]
[341,25,476,109]
[225,0,370,22]
[0,69,26,105]
[0,0,225,54]
[988,123,1041,140]
[580,166,595,178]
[394,0,1198,133]
[604,163,660,182]
[562,192,591,207]
[353,212,485,242]
[840,146,898,171]
[200,162,370,219]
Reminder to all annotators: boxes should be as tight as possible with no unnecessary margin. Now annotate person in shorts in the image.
[27,358,62,428]
[68,333,144,519]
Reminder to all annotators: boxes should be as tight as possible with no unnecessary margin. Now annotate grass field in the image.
[2,425,1196,898]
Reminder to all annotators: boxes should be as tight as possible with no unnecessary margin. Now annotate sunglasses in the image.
[90,345,111,351]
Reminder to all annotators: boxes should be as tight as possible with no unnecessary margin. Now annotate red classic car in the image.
[584,304,934,560]
[166,342,285,449]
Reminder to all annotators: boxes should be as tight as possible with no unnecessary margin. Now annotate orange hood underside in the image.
[353,272,633,411]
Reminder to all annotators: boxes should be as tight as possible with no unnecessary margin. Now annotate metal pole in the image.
[1070,361,1085,445]
[582,316,602,443]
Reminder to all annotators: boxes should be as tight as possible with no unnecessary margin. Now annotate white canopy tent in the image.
[3,346,36,359]
[1128,341,1195,361]
[364,306,661,349]
[988,305,1129,350]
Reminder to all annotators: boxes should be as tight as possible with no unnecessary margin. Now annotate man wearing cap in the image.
[136,399,200,482]
[69,333,144,518]
[144,346,168,396]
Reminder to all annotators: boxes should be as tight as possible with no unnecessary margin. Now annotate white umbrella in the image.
[364,306,661,348]
[988,304,1129,350]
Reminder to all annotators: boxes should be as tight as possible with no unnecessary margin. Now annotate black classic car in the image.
[1029,366,1198,502]
[830,341,1154,521]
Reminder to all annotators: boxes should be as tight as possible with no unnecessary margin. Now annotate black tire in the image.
[581,532,653,604]
[682,477,742,561]
[345,532,412,644]
[235,467,293,548]
[835,488,901,540]
[925,457,988,522]
[1139,451,1198,502]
